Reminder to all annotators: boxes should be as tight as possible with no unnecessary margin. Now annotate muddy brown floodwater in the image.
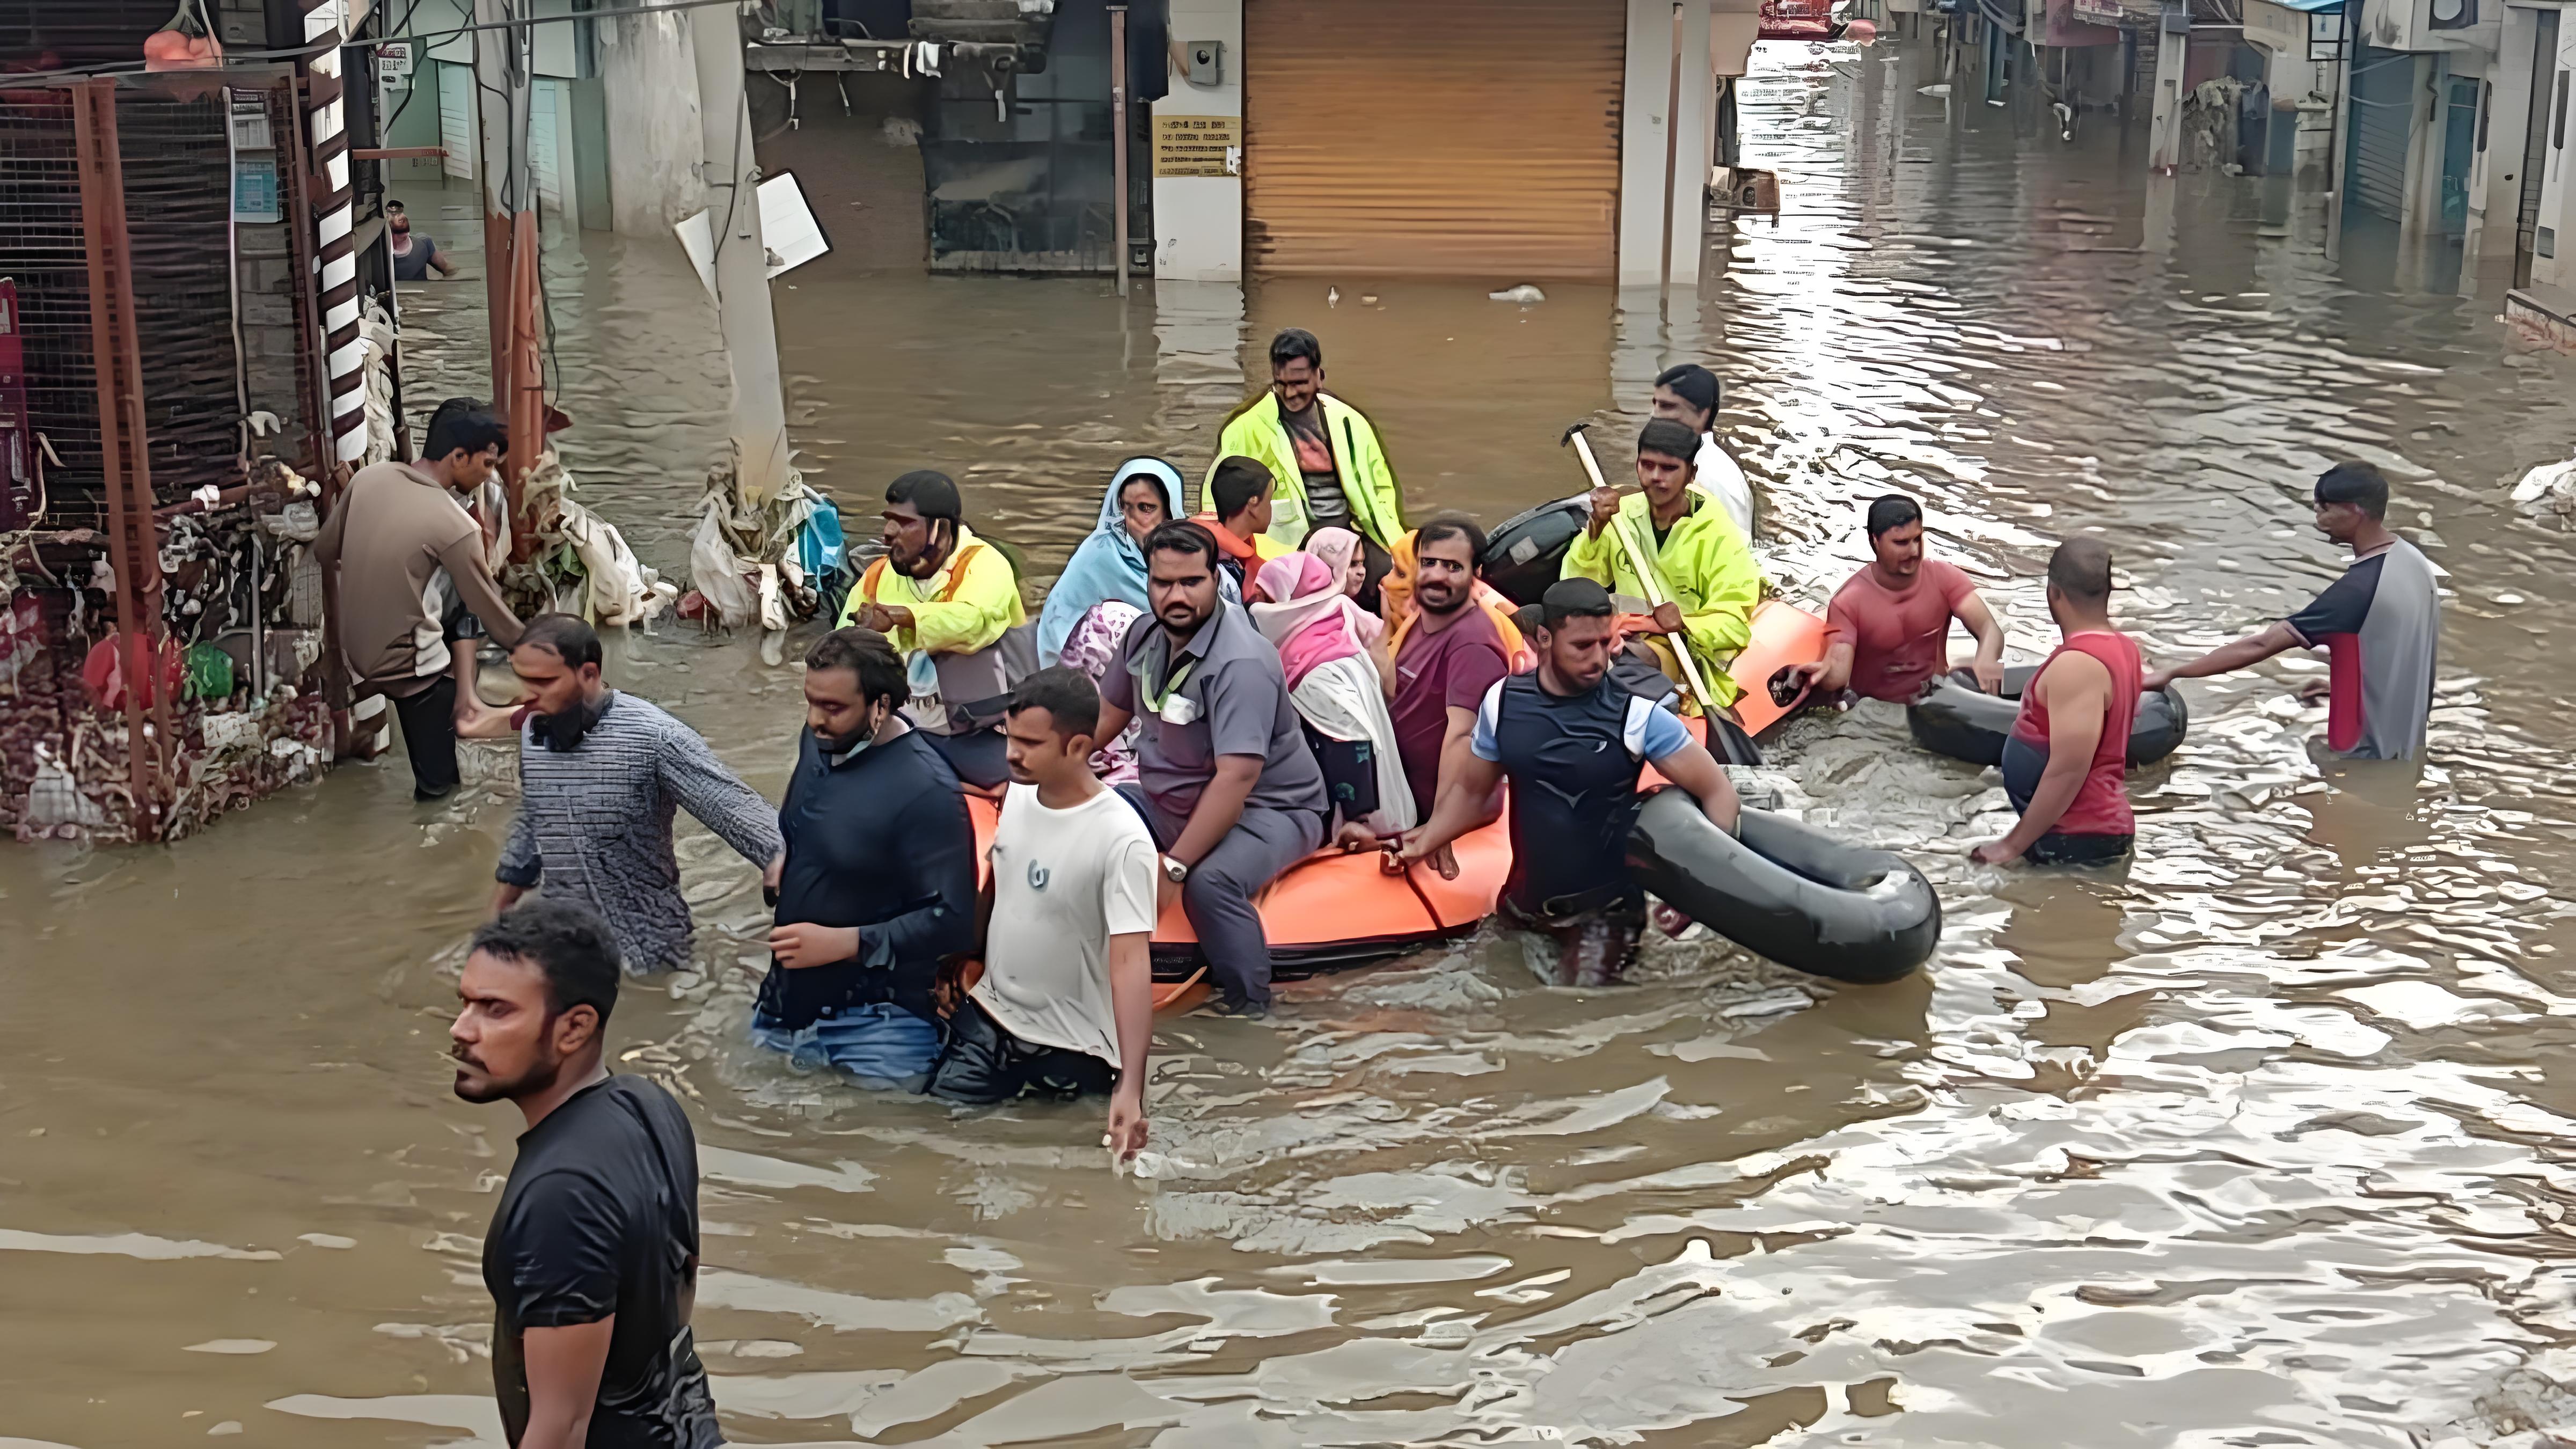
[11,40,2576,1449]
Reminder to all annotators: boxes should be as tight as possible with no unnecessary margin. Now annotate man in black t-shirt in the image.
[450,900,720,1449]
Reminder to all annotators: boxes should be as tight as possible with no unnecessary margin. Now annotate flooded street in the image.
[13,36,2576,1447]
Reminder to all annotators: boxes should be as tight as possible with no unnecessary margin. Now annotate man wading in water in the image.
[451,899,720,1449]
[1400,579,1741,985]
[2142,461,2440,763]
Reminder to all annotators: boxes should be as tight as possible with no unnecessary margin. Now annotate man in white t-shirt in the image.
[927,667,1160,1160]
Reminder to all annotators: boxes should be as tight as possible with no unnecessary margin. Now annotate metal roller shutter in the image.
[2347,46,2414,223]
[531,79,565,216]
[438,62,475,182]
[1243,0,1626,280]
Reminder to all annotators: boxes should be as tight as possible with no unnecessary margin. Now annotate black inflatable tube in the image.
[1627,791,1938,984]
[1907,665,2187,769]
[1480,494,1592,607]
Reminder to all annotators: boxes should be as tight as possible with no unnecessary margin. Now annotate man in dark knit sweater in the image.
[753,627,978,1089]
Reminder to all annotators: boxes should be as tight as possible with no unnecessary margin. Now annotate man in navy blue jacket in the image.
[753,627,977,1089]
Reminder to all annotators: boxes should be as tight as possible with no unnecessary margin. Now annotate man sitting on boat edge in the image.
[1560,419,1763,714]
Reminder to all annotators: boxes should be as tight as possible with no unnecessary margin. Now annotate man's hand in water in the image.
[1105,1081,1148,1163]
[2141,667,2175,692]
[767,923,859,969]
[1585,485,1622,537]
[1970,657,2005,694]
[1650,602,1685,636]
[1970,840,2023,866]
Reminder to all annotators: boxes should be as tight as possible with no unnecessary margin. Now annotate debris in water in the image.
[1489,284,1546,304]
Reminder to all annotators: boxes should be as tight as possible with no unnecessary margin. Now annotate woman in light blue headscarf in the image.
[1037,457,1184,665]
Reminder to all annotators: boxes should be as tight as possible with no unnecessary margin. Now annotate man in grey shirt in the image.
[477,615,785,974]
[1094,521,1329,1015]
[2146,462,2440,762]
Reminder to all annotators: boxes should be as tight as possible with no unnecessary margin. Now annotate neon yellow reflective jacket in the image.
[836,523,1026,655]
[1560,491,1762,707]
[1204,392,1406,552]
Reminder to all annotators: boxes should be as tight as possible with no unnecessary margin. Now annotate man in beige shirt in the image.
[314,401,525,799]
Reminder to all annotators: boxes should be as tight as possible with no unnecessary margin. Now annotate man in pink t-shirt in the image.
[1788,494,2006,703]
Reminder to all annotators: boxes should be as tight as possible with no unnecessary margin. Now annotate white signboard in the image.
[675,172,832,300]
[377,40,414,89]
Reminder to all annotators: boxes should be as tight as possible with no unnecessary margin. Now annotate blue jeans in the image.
[749,1004,942,1091]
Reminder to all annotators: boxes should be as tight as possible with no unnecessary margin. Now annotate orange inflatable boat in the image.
[957,599,1826,998]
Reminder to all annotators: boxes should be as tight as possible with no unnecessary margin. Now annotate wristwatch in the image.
[1160,855,1189,884]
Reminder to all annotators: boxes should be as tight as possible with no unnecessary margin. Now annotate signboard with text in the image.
[1153,115,1241,178]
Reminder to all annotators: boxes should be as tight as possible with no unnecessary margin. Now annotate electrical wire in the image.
[0,0,762,89]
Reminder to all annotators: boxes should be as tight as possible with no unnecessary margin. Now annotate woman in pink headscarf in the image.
[1249,551,1414,844]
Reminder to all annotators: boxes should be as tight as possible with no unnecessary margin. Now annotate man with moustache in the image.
[1092,521,1329,1016]
[1401,579,1741,986]
[1382,516,1513,868]
[751,626,977,1088]
[484,614,783,975]
[450,899,720,1449]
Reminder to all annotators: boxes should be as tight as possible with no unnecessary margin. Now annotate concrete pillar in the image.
[2399,52,2440,237]
[1618,0,1715,287]
[2465,9,2538,272]
[689,0,791,503]
[2535,25,2576,290]
[2147,10,2189,171]
[1151,0,1243,283]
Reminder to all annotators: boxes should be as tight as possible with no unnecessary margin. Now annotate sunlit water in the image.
[9,39,2576,1448]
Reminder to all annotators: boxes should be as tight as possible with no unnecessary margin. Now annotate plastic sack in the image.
[687,501,763,630]
[558,497,677,626]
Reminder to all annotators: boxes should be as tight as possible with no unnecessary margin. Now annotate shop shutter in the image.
[2347,46,2414,223]
[531,79,565,215]
[1243,0,1626,280]
[438,62,474,181]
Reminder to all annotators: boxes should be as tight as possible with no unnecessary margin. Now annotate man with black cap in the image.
[1651,363,1754,540]
[840,469,1031,789]
[1400,578,1741,986]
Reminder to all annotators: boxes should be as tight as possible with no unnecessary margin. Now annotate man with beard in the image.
[840,470,1030,790]
[450,899,720,1449]
[1382,516,1512,864]
[1093,521,1329,1015]
[1206,328,1406,609]
[386,200,457,281]
[1400,579,1740,986]
[485,614,784,975]
[1786,493,2007,704]
[752,626,977,1088]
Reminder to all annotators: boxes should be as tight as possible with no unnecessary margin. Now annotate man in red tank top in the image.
[1973,538,2141,867]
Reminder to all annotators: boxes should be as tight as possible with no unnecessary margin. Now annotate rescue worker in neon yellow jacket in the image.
[1204,327,1405,610]
[839,469,1028,789]
[1560,418,1762,711]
